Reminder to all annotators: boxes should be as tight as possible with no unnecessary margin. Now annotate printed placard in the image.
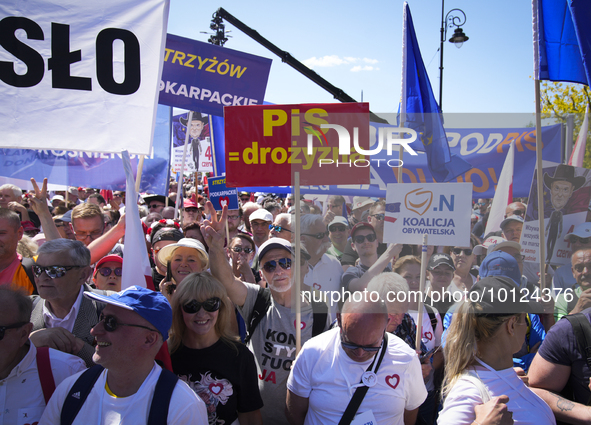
[208,176,239,211]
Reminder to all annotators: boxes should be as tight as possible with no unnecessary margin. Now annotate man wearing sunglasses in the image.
[270,213,292,242]
[29,239,112,367]
[301,214,343,317]
[326,216,350,261]
[205,217,331,425]
[286,297,427,425]
[41,286,208,424]
[341,222,402,293]
[0,288,86,425]
[554,223,591,291]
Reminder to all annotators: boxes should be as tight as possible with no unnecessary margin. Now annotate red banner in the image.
[224,103,371,187]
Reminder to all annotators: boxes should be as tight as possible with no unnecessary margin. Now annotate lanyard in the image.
[340,333,389,395]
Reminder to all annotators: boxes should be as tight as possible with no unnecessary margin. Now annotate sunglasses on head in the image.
[231,246,254,254]
[262,258,292,273]
[451,248,473,256]
[0,322,28,341]
[33,265,82,279]
[269,224,292,233]
[98,314,158,333]
[341,340,382,353]
[182,298,222,314]
[329,225,347,232]
[573,236,591,244]
[353,233,377,244]
[302,231,329,239]
[98,267,122,277]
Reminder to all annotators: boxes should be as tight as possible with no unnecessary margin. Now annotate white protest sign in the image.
[0,0,169,155]
[384,183,472,246]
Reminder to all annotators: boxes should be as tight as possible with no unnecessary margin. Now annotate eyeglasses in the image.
[477,202,487,206]
[182,298,222,314]
[98,267,122,277]
[231,246,254,254]
[240,197,250,202]
[269,224,292,233]
[227,215,240,220]
[184,207,198,213]
[353,233,377,244]
[54,222,67,228]
[370,213,385,221]
[33,265,82,279]
[572,236,591,244]
[451,248,473,256]
[341,339,382,353]
[75,230,103,241]
[302,231,329,239]
[0,322,28,341]
[511,210,526,217]
[262,258,292,273]
[149,204,164,209]
[98,314,159,334]
[329,225,347,233]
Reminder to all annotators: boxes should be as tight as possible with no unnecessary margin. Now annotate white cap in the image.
[565,222,591,242]
[473,236,521,256]
[249,208,273,223]
[352,196,373,210]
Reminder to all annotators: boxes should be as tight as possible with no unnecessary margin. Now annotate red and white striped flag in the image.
[569,105,589,167]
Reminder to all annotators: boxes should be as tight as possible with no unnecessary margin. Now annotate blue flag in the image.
[534,0,590,86]
[402,4,472,182]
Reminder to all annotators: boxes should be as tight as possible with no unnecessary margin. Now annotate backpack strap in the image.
[36,346,56,404]
[567,284,581,314]
[424,304,438,330]
[60,365,104,425]
[564,313,591,370]
[21,257,38,295]
[244,287,272,344]
[147,368,179,425]
[311,300,328,338]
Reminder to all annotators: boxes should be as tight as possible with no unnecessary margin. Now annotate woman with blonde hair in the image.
[438,276,554,425]
[169,272,263,425]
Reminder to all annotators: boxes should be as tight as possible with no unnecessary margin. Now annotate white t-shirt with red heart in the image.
[409,307,443,392]
[287,327,427,425]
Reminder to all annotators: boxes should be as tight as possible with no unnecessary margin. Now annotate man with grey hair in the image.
[0,288,86,424]
[0,182,40,227]
[286,296,427,425]
[29,239,112,366]
[301,214,343,316]
[270,212,292,241]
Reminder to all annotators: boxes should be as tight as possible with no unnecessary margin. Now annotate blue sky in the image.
[168,0,537,116]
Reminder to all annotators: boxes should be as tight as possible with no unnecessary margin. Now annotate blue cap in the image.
[60,210,72,222]
[479,251,521,287]
[84,286,172,341]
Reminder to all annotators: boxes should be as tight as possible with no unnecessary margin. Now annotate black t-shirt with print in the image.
[171,339,263,424]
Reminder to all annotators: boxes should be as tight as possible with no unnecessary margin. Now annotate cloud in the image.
[303,55,378,69]
[350,65,379,72]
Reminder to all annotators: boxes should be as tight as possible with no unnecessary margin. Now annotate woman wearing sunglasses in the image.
[92,254,123,291]
[157,238,209,301]
[227,234,258,284]
[169,272,263,425]
[445,234,480,293]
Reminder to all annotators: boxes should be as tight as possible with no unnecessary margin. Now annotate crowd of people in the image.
[2,177,591,425]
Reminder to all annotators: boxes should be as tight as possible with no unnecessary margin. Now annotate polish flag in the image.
[484,141,515,237]
[569,105,589,168]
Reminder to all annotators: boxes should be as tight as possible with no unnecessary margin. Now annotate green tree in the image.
[540,81,591,167]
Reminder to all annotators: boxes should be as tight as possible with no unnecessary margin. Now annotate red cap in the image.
[94,255,123,275]
[350,222,375,238]
[183,199,198,209]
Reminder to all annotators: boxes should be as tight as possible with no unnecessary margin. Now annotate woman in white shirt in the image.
[439,276,555,425]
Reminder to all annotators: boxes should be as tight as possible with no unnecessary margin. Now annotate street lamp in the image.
[439,3,469,111]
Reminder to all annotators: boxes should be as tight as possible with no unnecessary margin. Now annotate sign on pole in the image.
[383,182,473,247]
[208,176,239,211]
[0,0,170,155]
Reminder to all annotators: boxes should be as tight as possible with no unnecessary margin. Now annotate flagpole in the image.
[135,155,145,193]
[294,171,302,355]
[415,234,428,353]
[209,114,218,176]
[535,80,547,291]
[175,112,193,221]
[399,3,408,184]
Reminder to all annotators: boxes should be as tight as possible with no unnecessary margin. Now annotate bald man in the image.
[286,297,427,425]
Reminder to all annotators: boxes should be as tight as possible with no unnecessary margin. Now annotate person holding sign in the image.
[286,296,427,425]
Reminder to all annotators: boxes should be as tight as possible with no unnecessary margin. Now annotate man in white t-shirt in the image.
[286,297,427,425]
[40,286,208,424]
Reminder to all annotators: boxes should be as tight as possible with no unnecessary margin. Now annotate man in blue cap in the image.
[40,286,207,424]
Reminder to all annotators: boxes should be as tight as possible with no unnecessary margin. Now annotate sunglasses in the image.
[98,314,158,333]
[341,340,382,353]
[370,213,385,221]
[149,204,164,209]
[269,224,292,233]
[302,231,329,239]
[451,248,473,256]
[184,207,198,213]
[33,265,82,279]
[262,258,292,273]
[512,210,526,217]
[98,267,122,277]
[182,298,222,314]
[231,246,254,254]
[353,233,377,244]
[0,321,28,341]
[572,236,591,244]
[329,225,347,232]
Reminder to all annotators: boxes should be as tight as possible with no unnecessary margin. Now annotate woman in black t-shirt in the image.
[169,272,263,425]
